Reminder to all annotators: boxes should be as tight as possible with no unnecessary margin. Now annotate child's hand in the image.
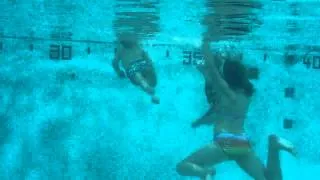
[191,120,201,128]
[202,32,211,42]
[118,71,126,78]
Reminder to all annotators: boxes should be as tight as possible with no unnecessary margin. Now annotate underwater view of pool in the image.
[0,0,320,179]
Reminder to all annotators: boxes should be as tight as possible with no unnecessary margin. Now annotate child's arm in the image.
[191,107,215,128]
[112,46,125,78]
[201,40,235,100]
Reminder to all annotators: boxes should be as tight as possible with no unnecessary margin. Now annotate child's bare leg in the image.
[134,73,154,95]
[176,143,228,179]
[134,72,159,104]
[144,68,159,104]
[236,152,267,180]
[144,68,157,88]
[265,135,297,180]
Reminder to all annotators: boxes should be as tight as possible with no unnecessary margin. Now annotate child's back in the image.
[112,36,159,104]
[117,42,145,69]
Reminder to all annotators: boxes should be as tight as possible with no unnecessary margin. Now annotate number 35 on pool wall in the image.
[182,50,204,66]
[303,55,320,69]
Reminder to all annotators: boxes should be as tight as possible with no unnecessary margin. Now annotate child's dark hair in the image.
[120,40,134,48]
[222,60,254,96]
[118,33,137,48]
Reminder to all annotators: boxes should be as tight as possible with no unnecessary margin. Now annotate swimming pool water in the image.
[0,0,320,179]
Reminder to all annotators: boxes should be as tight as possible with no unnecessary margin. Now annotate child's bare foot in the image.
[269,135,297,156]
[201,173,213,180]
[151,96,160,104]
[200,168,215,180]
[200,174,212,180]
